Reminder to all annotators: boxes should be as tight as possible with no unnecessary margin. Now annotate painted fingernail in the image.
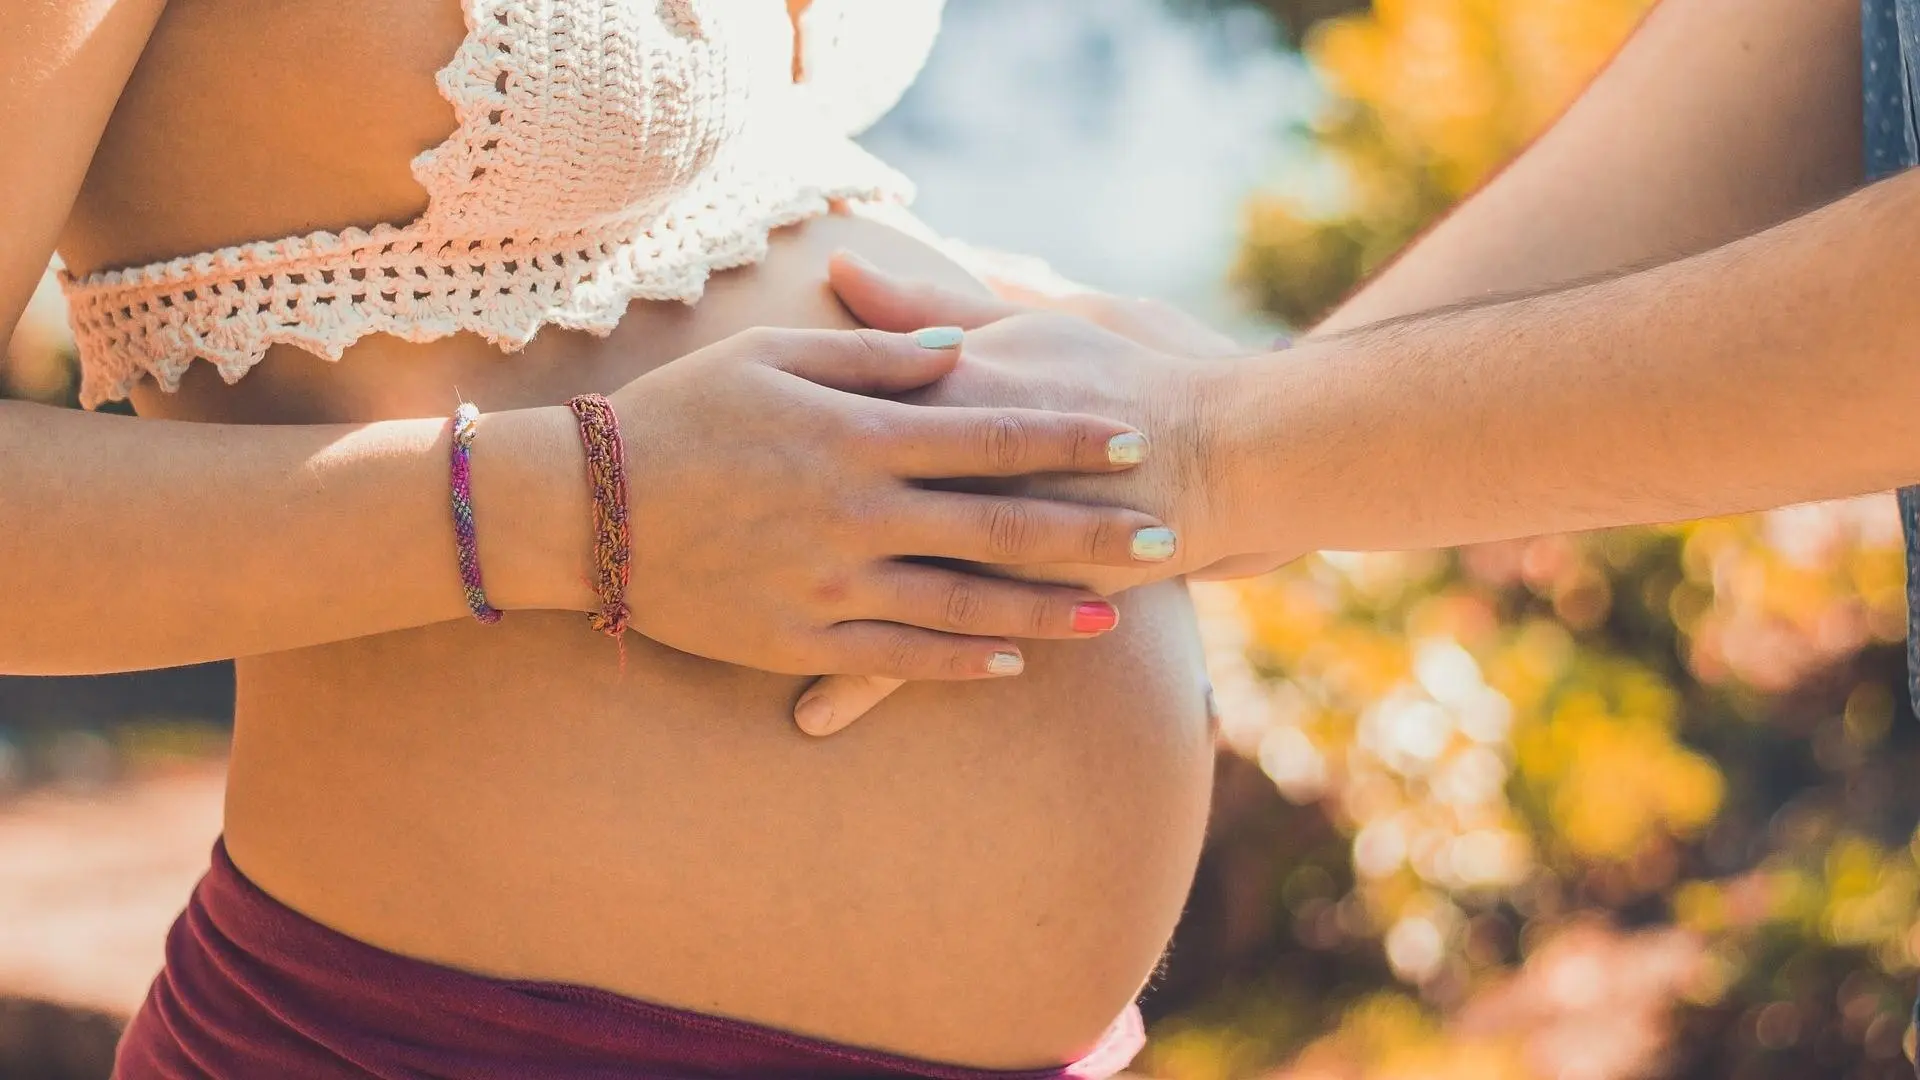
[1131,527,1178,563]
[913,326,965,349]
[794,696,835,736]
[1107,432,1150,466]
[986,650,1025,676]
[1072,602,1120,634]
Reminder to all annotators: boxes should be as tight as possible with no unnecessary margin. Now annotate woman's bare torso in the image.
[62,1,1214,1067]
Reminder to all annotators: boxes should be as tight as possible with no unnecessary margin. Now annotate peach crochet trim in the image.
[60,0,918,408]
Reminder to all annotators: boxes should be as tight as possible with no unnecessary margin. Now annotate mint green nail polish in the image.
[912,326,965,349]
[1131,527,1178,563]
[1107,432,1150,466]
[986,651,1025,676]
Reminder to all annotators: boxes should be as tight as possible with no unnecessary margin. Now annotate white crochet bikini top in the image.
[61,0,943,408]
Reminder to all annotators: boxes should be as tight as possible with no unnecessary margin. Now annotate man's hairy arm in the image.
[1319,0,1864,334]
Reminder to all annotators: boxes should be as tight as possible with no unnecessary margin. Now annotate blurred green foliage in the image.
[1139,2,1920,1078]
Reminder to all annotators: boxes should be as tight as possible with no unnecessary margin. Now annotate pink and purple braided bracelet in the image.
[449,402,503,625]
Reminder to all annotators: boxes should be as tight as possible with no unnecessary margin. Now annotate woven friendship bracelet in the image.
[449,402,503,625]
[566,393,632,640]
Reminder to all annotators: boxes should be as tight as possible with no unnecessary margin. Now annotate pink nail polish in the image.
[1072,602,1119,634]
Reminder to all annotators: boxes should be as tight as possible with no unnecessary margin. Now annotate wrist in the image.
[1175,356,1251,563]
[1197,347,1343,561]
[467,405,597,613]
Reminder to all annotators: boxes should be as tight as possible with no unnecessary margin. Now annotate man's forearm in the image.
[1315,0,1862,335]
[1215,166,1920,555]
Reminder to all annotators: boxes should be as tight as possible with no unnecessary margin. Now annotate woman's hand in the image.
[602,323,1174,688]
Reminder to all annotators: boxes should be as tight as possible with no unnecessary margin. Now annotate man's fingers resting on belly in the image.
[794,674,909,737]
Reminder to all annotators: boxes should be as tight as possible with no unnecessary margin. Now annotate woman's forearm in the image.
[0,399,592,674]
[1212,166,1920,556]
[4,323,1172,685]
[0,0,601,675]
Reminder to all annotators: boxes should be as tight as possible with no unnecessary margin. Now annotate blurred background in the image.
[7,1,1920,1078]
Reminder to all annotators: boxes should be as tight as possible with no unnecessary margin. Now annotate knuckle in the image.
[980,414,1030,471]
[884,629,924,675]
[809,568,855,609]
[840,406,895,451]
[1029,596,1058,637]
[849,327,893,366]
[736,325,786,360]
[942,578,986,630]
[984,499,1035,559]
[821,495,869,544]
[945,645,978,680]
[1086,514,1119,563]
[1063,419,1094,468]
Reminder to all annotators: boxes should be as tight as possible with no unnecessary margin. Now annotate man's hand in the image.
[793,252,1292,736]
[962,252,1295,581]
[831,252,1256,588]
[847,247,1295,581]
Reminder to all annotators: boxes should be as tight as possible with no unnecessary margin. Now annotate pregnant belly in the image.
[159,212,1215,1068]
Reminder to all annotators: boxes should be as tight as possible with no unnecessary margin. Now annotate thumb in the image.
[829,250,1025,333]
[758,326,966,395]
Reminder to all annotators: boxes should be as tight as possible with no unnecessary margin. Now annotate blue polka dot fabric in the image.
[1865,1,1920,718]
[1856,3,1920,1070]
[1865,0,1914,181]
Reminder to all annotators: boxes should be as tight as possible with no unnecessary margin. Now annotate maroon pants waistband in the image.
[114,840,1144,1079]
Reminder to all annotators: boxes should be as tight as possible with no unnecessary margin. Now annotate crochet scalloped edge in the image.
[60,0,916,408]
[64,156,910,408]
